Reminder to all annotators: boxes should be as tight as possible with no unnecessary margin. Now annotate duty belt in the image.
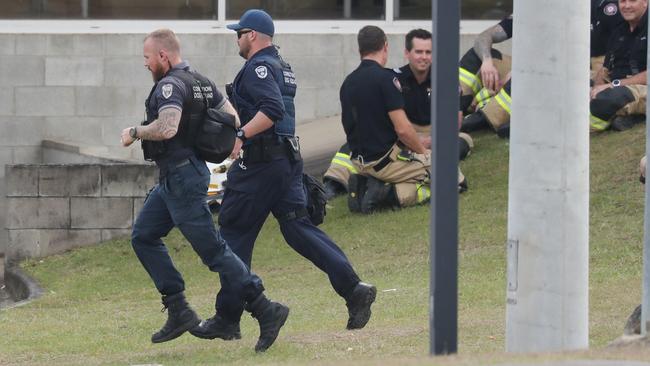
[242,136,301,163]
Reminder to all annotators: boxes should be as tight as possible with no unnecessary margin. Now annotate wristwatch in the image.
[611,79,621,87]
[129,127,138,139]
[236,128,247,143]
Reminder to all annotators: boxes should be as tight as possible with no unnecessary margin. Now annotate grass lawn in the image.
[1,125,649,365]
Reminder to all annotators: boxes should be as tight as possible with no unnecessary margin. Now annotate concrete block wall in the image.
[4,163,156,265]
[0,28,511,257]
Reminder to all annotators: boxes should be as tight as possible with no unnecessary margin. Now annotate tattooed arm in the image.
[473,24,509,91]
[121,107,181,146]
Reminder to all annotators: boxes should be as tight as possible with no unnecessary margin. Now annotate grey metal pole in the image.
[429,0,459,356]
[81,0,88,18]
[642,10,650,337]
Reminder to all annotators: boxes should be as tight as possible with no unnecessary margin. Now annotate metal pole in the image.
[429,0,459,356]
[386,0,394,22]
[81,0,88,18]
[642,9,650,337]
[218,0,226,22]
[505,0,590,352]
[344,0,351,19]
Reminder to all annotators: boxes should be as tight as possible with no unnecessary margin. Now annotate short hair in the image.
[144,28,181,54]
[358,25,387,57]
[405,29,432,51]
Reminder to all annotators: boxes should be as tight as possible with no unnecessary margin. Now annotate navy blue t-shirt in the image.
[341,59,404,161]
[498,15,513,39]
[393,64,430,126]
[591,0,625,57]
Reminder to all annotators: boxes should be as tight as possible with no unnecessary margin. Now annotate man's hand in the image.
[229,137,243,160]
[420,136,432,149]
[121,127,136,147]
[480,59,500,91]
[590,84,611,99]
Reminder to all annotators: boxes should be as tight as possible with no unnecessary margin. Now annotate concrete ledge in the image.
[1,265,44,310]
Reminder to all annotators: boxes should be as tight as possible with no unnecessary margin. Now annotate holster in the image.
[242,135,302,163]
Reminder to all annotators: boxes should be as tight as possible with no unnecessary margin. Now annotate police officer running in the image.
[591,0,648,132]
[322,28,472,200]
[189,9,377,339]
[120,28,288,353]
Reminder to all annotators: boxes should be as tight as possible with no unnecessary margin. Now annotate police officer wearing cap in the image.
[590,0,648,132]
[190,9,377,339]
[120,28,288,353]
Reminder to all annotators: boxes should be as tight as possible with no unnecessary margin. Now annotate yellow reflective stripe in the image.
[335,152,351,159]
[416,184,431,203]
[331,156,358,174]
[475,88,492,109]
[494,89,512,114]
[590,113,610,131]
[459,67,481,94]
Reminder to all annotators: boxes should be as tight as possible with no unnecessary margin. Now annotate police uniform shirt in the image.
[232,46,286,129]
[393,64,431,126]
[498,15,513,39]
[591,0,625,57]
[147,61,226,162]
[604,11,648,80]
[340,59,404,161]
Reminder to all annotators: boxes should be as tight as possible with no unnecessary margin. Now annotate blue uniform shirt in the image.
[232,46,287,130]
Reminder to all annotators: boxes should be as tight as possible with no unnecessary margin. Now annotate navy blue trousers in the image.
[131,155,264,302]
[216,157,361,322]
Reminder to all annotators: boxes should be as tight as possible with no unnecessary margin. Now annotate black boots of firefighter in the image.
[361,176,398,213]
[347,174,367,212]
[245,294,290,352]
[460,110,489,133]
[345,282,377,329]
[323,178,346,200]
[151,292,201,343]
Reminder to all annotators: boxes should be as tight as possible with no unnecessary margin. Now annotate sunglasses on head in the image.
[237,29,253,39]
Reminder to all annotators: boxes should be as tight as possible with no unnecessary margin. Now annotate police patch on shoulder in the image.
[604,3,618,16]
[393,77,402,92]
[161,84,173,99]
[255,66,268,79]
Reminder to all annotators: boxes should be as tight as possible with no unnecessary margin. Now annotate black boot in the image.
[460,110,489,133]
[246,294,290,352]
[361,177,396,214]
[496,123,510,139]
[345,282,377,330]
[347,174,367,213]
[611,114,645,131]
[323,178,346,201]
[189,314,241,340]
[151,292,201,343]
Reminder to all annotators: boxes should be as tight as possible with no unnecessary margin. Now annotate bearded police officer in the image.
[591,0,648,132]
[120,29,288,352]
[190,9,376,340]
[323,29,472,200]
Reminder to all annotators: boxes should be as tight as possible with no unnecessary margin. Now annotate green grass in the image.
[1,126,649,365]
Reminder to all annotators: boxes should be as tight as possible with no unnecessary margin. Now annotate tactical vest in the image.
[142,66,216,162]
[232,49,297,137]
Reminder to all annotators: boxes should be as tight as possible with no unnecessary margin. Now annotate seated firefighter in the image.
[590,1,647,132]
[462,0,623,137]
[458,14,513,136]
[323,28,472,200]
[339,25,466,214]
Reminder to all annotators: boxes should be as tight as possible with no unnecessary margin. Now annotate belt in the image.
[372,154,392,172]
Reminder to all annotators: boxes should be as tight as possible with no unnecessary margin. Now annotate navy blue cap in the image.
[227,9,275,37]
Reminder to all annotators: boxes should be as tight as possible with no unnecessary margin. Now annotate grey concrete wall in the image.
[0,30,511,258]
[4,163,156,265]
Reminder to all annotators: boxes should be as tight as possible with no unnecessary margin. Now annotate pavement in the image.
[295,115,346,176]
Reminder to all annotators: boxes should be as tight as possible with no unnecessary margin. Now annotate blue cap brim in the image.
[226,23,243,31]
